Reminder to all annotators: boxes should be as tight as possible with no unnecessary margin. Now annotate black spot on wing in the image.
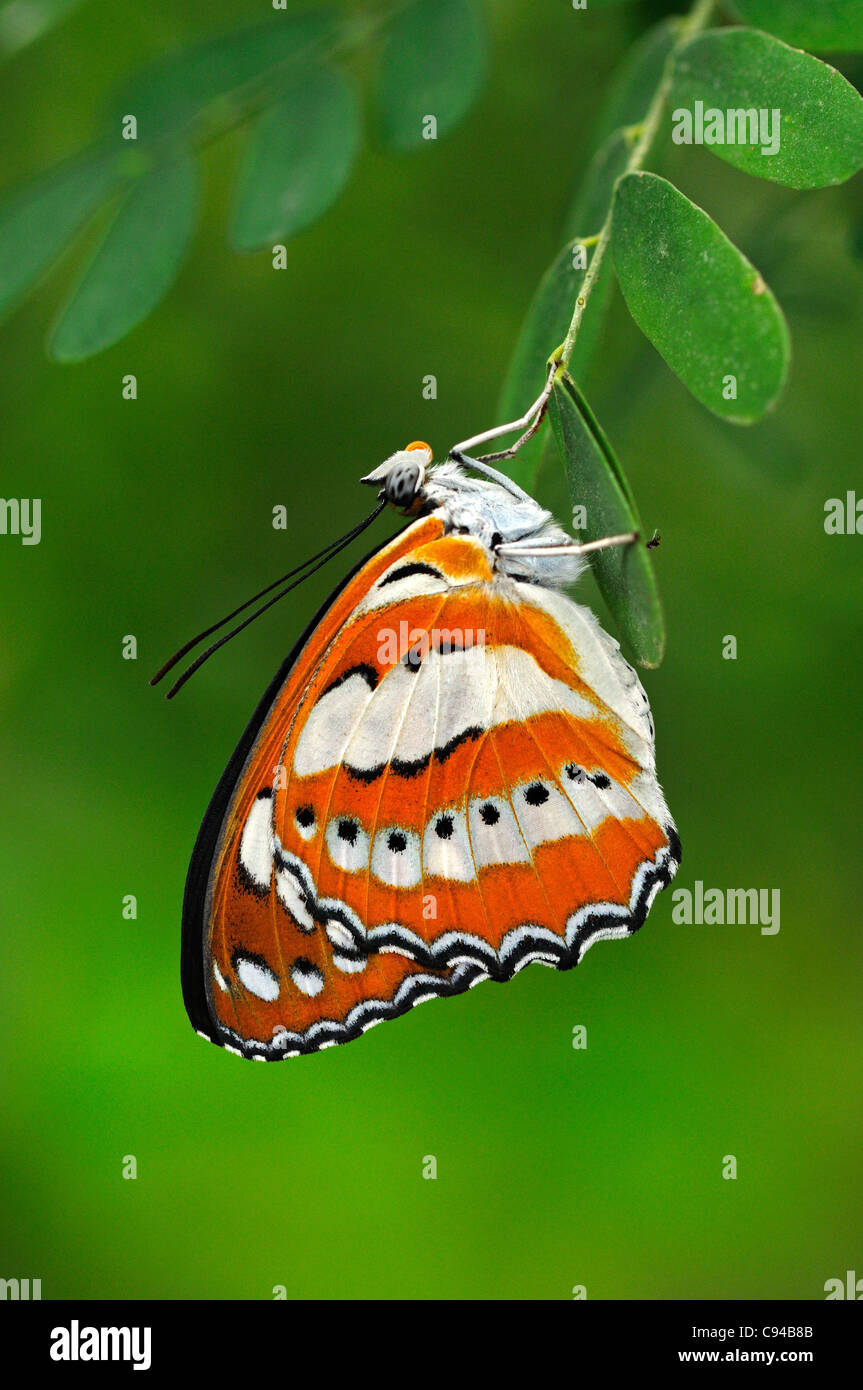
[565,762,611,791]
[321,663,379,697]
[345,726,484,782]
[338,819,358,845]
[230,948,277,980]
[344,762,386,785]
[378,561,443,588]
[273,849,328,927]
[235,857,270,899]
[403,643,424,673]
[665,823,682,868]
[402,634,474,674]
[389,725,484,779]
[290,959,325,997]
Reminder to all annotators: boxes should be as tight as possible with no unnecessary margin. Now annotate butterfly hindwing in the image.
[183,515,679,1059]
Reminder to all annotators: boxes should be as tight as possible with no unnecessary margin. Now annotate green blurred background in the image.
[1,0,861,1300]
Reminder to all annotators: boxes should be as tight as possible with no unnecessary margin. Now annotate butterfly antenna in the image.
[152,498,387,698]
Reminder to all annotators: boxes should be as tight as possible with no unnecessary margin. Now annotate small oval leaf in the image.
[231,66,359,250]
[0,149,118,324]
[111,13,334,143]
[673,28,863,188]
[376,0,486,151]
[729,1,863,53]
[548,372,665,669]
[49,151,198,361]
[611,172,790,423]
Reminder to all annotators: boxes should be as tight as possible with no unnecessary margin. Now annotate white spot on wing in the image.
[491,646,596,724]
[513,780,584,848]
[333,954,367,974]
[325,817,370,873]
[294,808,317,842]
[517,585,656,760]
[357,567,448,613]
[236,956,280,1002]
[422,805,474,881]
[296,645,599,778]
[275,865,315,930]
[294,672,374,778]
[325,919,355,952]
[390,650,452,768]
[467,795,530,867]
[239,794,274,888]
[558,764,645,833]
[371,825,422,888]
[291,962,324,997]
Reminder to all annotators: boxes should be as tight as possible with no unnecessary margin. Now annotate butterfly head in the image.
[361,441,433,514]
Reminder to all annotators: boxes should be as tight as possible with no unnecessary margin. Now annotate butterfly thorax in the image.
[419,462,585,590]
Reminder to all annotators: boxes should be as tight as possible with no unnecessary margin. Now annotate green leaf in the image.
[548,371,665,669]
[0,0,83,61]
[592,17,678,149]
[611,172,790,423]
[729,1,863,52]
[376,0,486,150]
[0,148,119,324]
[232,65,359,250]
[49,152,198,361]
[111,13,334,143]
[673,28,863,188]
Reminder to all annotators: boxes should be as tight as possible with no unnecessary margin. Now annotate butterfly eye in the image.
[384,459,425,509]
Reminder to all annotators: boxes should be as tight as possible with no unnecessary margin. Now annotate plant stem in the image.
[557,0,716,373]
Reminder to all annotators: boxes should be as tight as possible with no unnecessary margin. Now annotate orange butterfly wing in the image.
[182,517,680,1059]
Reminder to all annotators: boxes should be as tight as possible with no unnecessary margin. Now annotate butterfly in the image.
[155,431,680,1060]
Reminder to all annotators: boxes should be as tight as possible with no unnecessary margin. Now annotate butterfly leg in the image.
[495,532,639,559]
[449,359,558,466]
[447,450,538,502]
